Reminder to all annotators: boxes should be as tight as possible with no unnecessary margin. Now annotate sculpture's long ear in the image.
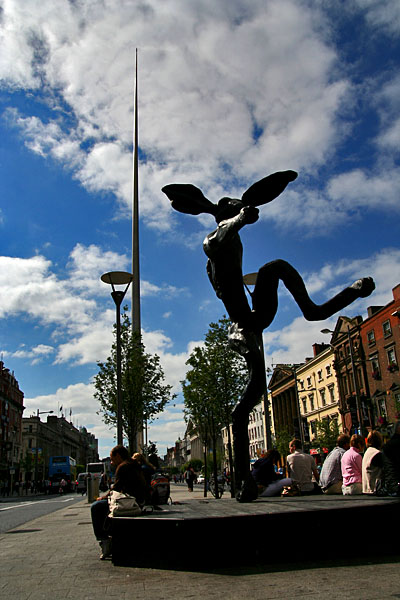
[241,170,298,207]
[162,184,217,216]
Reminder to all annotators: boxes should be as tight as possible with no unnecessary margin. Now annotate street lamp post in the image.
[292,365,305,448]
[101,271,133,446]
[34,409,53,485]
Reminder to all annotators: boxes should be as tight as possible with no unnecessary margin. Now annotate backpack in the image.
[150,473,171,505]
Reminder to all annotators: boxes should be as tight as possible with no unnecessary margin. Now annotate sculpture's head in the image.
[162,170,298,221]
[215,197,244,223]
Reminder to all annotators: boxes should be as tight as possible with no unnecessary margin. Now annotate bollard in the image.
[87,476,99,503]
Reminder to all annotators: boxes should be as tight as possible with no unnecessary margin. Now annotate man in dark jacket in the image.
[382,422,400,496]
[91,445,146,559]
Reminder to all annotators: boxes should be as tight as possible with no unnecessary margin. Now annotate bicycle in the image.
[208,474,225,498]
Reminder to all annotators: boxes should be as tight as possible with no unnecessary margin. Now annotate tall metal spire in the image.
[131,49,143,451]
[132,48,141,335]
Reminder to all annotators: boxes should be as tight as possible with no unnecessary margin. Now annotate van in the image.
[76,472,89,494]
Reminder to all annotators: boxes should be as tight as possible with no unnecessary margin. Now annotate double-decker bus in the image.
[48,456,77,492]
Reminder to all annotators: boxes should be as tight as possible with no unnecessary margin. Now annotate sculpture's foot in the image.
[349,277,375,298]
[235,476,258,503]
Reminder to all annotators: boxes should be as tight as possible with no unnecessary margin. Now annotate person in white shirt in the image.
[286,438,320,494]
[362,430,383,494]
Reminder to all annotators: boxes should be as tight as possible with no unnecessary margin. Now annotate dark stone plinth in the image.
[111,496,399,568]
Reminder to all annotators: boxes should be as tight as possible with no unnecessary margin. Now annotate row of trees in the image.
[94,310,175,453]
[93,309,341,482]
[181,317,247,497]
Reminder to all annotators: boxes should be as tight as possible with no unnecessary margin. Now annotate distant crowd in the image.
[0,478,52,497]
[251,421,400,497]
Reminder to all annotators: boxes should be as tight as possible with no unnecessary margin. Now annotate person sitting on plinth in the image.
[251,449,292,496]
[319,434,350,494]
[341,434,365,495]
[362,430,383,494]
[286,438,320,495]
[382,421,400,496]
[91,445,146,560]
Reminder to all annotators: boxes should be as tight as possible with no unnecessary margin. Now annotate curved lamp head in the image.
[243,272,258,286]
[101,271,133,285]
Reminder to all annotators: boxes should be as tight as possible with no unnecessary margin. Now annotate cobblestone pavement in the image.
[0,484,399,600]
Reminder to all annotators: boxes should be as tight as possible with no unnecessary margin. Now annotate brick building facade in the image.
[0,361,24,483]
[360,284,400,434]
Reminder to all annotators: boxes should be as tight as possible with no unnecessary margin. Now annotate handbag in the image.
[108,490,143,517]
[281,482,301,497]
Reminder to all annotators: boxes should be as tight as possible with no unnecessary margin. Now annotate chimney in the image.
[392,284,400,302]
[312,343,330,357]
[367,306,383,318]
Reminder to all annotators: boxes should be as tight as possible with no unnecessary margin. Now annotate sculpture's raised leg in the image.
[252,259,375,329]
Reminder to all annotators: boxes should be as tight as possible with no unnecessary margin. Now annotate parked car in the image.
[196,474,205,484]
[76,472,89,494]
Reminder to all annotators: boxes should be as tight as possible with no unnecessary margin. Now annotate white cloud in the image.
[3,344,55,365]
[67,243,129,296]
[0,254,96,328]
[24,380,186,458]
[1,0,354,231]
[23,381,116,453]
[263,247,400,364]
[354,0,400,35]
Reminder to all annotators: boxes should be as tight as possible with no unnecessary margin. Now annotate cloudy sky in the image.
[1,0,399,459]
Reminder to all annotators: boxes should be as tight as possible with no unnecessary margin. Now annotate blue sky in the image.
[1,0,399,459]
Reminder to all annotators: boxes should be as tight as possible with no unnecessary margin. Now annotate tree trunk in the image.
[226,426,235,498]
[203,444,208,497]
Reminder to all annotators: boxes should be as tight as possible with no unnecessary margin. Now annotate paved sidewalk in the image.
[0,484,399,599]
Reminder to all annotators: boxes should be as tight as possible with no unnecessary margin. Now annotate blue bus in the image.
[48,456,77,492]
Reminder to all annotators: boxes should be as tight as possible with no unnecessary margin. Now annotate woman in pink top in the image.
[341,434,365,495]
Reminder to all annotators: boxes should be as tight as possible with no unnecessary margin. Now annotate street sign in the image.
[9,468,15,474]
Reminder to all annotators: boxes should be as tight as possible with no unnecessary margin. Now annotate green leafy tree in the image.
[273,426,293,470]
[182,316,247,496]
[94,310,175,452]
[183,458,203,472]
[311,418,340,452]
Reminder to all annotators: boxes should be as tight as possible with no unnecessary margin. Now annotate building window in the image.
[367,330,376,346]
[383,320,392,338]
[320,389,326,407]
[302,398,307,414]
[328,385,335,403]
[387,347,397,368]
[317,370,323,382]
[326,365,331,377]
[299,380,304,390]
[378,397,387,418]
[307,376,312,388]
[370,355,381,379]
[341,375,348,395]
[309,394,315,412]
[310,421,317,435]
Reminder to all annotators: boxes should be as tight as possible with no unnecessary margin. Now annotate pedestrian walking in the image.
[184,466,196,492]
